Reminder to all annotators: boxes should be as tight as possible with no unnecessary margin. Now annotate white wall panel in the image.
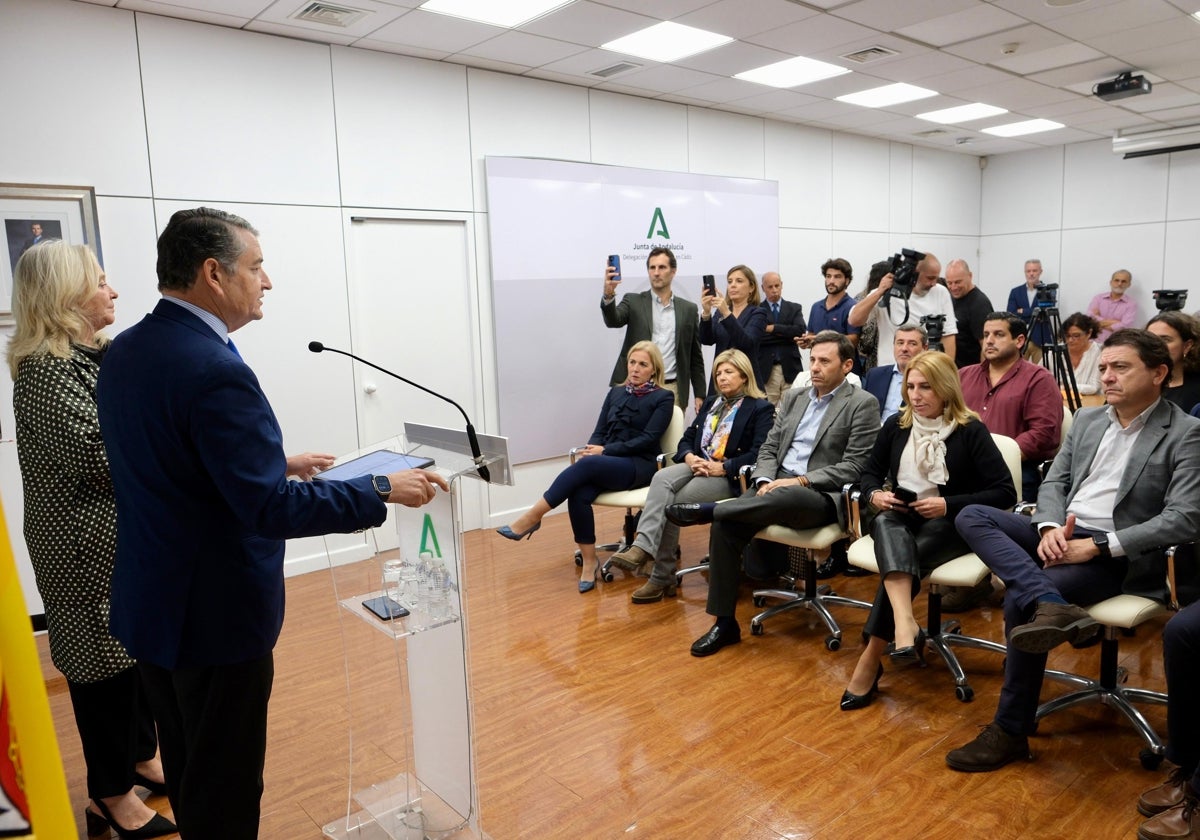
[333,48,472,211]
[0,0,151,196]
[1059,223,1164,320]
[590,91,690,172]
[467,71,591,209]
[831,134,890,233]
[1164,220,1200,294]
[779,228,834,305]
[829,231,890,295]
[980,146,1063,235]
[139,15,341,206]
[913,147,981,237]
[889,143,913,237]
[766,122,833,231]
[687,108,766,179]
[1062,139,1170,229]
[95,197,161,338]
[1166,149,1200,221]
[978,231,1064,310]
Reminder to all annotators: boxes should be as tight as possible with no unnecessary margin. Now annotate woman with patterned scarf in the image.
[497,340,675,592]
[608,349,774,603]
[840,350,1016,711]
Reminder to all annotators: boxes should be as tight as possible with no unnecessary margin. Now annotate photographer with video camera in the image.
[848,250,956,366]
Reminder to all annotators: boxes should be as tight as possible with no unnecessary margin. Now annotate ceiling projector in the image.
[1094,72,1152,102]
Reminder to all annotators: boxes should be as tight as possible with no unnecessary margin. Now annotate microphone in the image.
[308,341,490,482]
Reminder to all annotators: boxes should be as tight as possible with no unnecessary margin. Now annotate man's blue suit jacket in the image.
[97,300,387,669]
[862,363,898,419]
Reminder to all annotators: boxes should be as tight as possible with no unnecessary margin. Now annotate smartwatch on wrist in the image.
[372,474,392,502]
[1092,533,1112,560]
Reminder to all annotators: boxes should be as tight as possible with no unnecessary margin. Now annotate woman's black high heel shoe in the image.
[86,799,177,839]
[889,627,928,668]
[496,522,541,541]
[840,663,884,711]
[133,771,168,797]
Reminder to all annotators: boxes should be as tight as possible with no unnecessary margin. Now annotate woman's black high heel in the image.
[840,663,884,711]
[86,799,177,839]
[133,771,168,797]
[889,627,928,668]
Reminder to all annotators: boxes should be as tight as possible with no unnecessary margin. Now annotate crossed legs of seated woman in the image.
[841,511,967,710]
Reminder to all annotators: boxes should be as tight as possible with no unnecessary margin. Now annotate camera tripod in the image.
[1026,305,1082,413]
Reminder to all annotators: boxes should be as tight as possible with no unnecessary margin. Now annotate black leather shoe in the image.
[888,628,928,668]
[945,723,1031,772]
[666,503,715,527]
[840,663,883,711]
[815,553,848,579]
[690,621,740,657]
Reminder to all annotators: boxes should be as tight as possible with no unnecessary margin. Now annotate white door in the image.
[346,215,485,536]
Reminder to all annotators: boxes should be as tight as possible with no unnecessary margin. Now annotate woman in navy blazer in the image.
[701,265,769,390]
[608,349,775,602]
[498,340,674,592]
[841,351,1016,711]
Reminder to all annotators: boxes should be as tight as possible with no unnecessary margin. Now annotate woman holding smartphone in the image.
[700,265,768,391]
[840,351,1015,711]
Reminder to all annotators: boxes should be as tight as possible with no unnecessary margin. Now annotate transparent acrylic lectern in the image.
[321,423,510,840]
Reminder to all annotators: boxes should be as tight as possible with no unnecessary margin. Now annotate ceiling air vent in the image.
[841,46,899,64]
[591,61,642,78]
[292,2,369,27]
[915,129,949,139]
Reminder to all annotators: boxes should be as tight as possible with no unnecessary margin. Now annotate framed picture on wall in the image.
[0,184,102,318]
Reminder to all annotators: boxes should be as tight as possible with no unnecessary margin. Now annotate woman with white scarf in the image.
[841,351,1016,711]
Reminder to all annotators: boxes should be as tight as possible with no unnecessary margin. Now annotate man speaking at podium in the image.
[97,207,448,839]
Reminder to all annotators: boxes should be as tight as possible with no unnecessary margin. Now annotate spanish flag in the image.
[0,496,74,838]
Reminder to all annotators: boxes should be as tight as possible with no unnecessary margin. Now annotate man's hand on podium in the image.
[387,468,450,507]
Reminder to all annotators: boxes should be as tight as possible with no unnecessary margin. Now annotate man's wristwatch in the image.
[372,474,392,502]
[1092,533,1112,560]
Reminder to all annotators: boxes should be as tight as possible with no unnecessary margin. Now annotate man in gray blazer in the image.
[665,331,881,656]
[947,328,1200,772]
[602,247,706,413]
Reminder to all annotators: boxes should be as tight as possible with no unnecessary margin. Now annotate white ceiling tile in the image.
[244,19,359,43]
[613,63,723,94]
[673,76,767,104]
[895,3,1028,48]
[859,50,975,83]
[361,8,499,52]
[521,1,655,48]
[1178,77,1200,94]
[536,47,639,78]
[942,23,1072,63]
[116,0,250,26]
[591,80,668,98]
[988,0,1127,24]
[254,0,409,38]
[1043,0,1180,41]
[116,0,272,15]
[743,12,877,54]
[917,64,1018,94]
[1136,104,1200,123]
[952,77,1077,111]
[830,0,978,32]
[991,41,1104,76]
[596,0,711,16]
[352,38,450,59]
[1082,17,1200,56]
[1029,58,1144,91]
[675,0,819,40]
[458,30,586,67]
[724,88,824,112]
[672,40,792,76]
[1119,84,1200,113]
[445,54,529,74]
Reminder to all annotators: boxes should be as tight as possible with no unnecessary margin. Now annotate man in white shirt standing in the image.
[847,252,957,367]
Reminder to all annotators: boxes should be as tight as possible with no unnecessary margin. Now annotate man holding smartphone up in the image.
[602,247,705,414]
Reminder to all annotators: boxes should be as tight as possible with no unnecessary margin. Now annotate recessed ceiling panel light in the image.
[420,0,574,28]
[601,21,733,62]
[982,118,1064,137]
[837,83,938,108]
[917,103,1008,124]
[734,56,850,88]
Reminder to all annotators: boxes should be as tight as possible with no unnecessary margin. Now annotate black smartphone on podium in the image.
[362,596,409,621]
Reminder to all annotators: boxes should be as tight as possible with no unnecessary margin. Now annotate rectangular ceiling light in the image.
[734,55,850,88]
[837,83,937,108]
[982,118,1065,137]
[420,0,574,28]
[917,103,1007,124]
[602,21,733,62]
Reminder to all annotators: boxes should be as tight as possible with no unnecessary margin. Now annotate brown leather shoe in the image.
[1008,602,1100,653]
[609,545,652,572]
[1141,768,1193,817]
[1138,796,1199,840]
[945,723,1031,772]
[631,580,677,603]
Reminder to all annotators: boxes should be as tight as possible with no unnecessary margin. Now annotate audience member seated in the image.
[841,351,1016,711]
[1089,269,1137,343]
[497,340,674,593]
[1148,311,1200,414]
[662,331,880,657]
[946,329,1200,773]
[700,265,767,392]
[1063,312,1102,395]
[608,349,773,603]
[1136,600,1200,840]
[863,323,929,422]
[959,312,1062,503]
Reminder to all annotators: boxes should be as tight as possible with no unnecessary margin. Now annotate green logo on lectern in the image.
[419,513,442,558]
[646,207,670,240]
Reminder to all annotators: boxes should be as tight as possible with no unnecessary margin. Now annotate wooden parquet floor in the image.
[41,508,1171,839]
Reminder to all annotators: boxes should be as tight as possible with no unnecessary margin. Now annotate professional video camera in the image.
[1033,282,1059,309]
[1153,289,1188,312]
[887,248,926,299]
[919,313,946,345]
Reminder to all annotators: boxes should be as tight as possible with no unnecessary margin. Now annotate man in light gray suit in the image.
[665,331,881,656]
[602,247,706,413]
[947,328,1200,772]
